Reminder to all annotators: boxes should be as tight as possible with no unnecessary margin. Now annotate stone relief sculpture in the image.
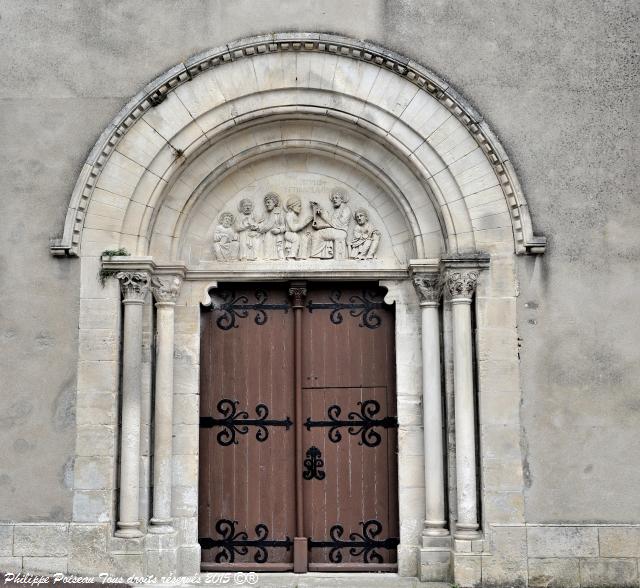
[284,195,313,259]
[212,188,382,262]
[309,188,352,260]
[260,192,286,260]
[234,198,263,261]
[213,212,240,261]
[349,208,381,260]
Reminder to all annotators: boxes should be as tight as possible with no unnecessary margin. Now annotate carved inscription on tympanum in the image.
[212,188,381,262]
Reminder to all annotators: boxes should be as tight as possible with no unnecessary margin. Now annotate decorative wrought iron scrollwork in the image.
[199,519,292,563]
[309,519,399,563]
[306,289,386,329]
[302,446,326,481]
[200,399,293,446]
[208,289,290,330]
[304,399,397,447]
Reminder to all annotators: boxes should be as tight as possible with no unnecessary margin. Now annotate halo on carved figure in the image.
[263,192,281,207]
[218,211,235,226]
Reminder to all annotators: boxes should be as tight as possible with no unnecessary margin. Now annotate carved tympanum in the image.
[212,188,382,262]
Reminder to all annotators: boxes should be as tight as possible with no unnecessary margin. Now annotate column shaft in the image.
[451,298,478,536]
[115,271,149,538]
[421,303,448,535]
[150,302,176,531]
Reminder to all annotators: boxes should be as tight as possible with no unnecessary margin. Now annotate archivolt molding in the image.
[51,32,546,257]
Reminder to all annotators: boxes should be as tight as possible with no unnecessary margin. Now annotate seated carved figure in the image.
[284,195,314,259]
[213,211,239,261]
[310,188,352,260]
[349,208,380,260]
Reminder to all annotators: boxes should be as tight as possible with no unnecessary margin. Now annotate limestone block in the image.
[142,92,201,146]
[580,558,638,588]
[472,211,512,232]
[68,524,109,575]
[72,490,112,523]
[174,305,200,335]
[478,359,520,395]
[453,553,482,587]
[177,544,200,576]
[476,327,519,362]
[482,457,524,492]
[397,89,451,142]
[398,454,426,490]
[479,388,521,426]
[0,525,13,556]
[115,117,168,170]
[78,329,118,362]
[172,454,199,487]
[475,296,517,330]
[174,334,200,366]
[75,391,117,426]
[489,526,527,560]
[396,543,418,577]
[95,150,146,199]
[145,549,177,576]
[74,456,115,490]
[173,363,199,396]
[397,398,422,426]
[79,299,119,331]
[528,526,599,558]
[172,486,197,518]
[144,532,176,551]
[109,535,144,555]
[368,69,419,118]
[528,558,580,588]
[411,141,448,178]
[22,557,68,573]
[397,426,424,457]
[0,557,23,572]
[174,517,198,546]
[482,491,525,524]
[464,185,505,209]
[480,424,522,460]
[172,424,199,455]
[482,554,527,588]
[111,553,144,577]
[173,395,199,426]
[13,524,69,557]
[598,526,640,557]
[77,360,118,395]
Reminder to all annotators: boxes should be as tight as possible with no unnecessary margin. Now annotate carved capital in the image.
[151,275,182,304]
[412,274,443,306]
[445,270,479,301]
[116,271,151,302]
[288,284,307,308]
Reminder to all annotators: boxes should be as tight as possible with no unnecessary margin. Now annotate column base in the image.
[149,518,174,534]
[453,525,482,540]
[115,521,143,538]
[423,522,449,538]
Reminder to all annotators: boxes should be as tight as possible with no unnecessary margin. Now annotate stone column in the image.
[115,271,150,538]
[412,273,448,538]
[446,268,481,538]
[149,275,182,533]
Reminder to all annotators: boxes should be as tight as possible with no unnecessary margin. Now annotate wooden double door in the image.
[199,282,398,572]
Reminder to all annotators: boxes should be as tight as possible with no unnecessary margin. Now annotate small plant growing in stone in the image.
[98,247,130,285]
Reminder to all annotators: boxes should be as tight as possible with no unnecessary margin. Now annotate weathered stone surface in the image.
[598,526,640,557]
[13,524,69,557]
[0,557,23,572]
[453,553,482,587]
[0,525,13,556]
[580,558,638,588]
[528,558,581,588]
[528,526,599,558]
[22,556,68,573]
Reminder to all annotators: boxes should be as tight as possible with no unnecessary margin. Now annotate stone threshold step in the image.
[162,573,450,587]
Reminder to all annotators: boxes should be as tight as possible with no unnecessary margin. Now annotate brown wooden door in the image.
[199,282,398,572]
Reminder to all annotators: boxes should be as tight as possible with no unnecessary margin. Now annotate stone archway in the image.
[56,33,545,583]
